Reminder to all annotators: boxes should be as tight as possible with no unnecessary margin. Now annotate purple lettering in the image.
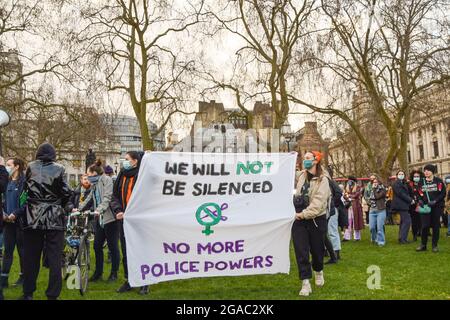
[253,256,264,268]
[180,261,190,273]
[204,261,214,272]
[265,255,273,267]
[190,261,200,272]
[151,264,163,277]
[141,265,150,280]
[163,243,177,254]
[243,257,253,269]
[235,240,245,252]
[215,261,227,271]
[212,242,224,253]
[229,259,243,270]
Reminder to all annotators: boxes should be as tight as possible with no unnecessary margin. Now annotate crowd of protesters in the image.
[0,142,449,299]
[292,151,450,296]
[0,143,146,300]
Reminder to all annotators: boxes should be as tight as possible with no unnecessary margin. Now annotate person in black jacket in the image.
[416,164,447,252]
[392,170,413,244]
[110,151,148,295]
[10,143,72,300]
[0,156,11,301]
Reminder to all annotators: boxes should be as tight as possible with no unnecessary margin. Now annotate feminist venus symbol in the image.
[196,202,228,236]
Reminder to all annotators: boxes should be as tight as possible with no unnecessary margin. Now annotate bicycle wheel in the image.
[77,236,90,295]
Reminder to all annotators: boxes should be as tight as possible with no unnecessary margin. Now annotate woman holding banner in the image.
[292,151,331,297]
[111,151,149,295]
[85,160,120,283]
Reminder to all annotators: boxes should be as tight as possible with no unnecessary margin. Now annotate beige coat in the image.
[295,169,331,220]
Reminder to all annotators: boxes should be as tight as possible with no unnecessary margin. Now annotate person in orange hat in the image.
[293,150,331,296]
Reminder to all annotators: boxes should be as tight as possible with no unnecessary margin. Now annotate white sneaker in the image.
[315,271,325,287]
[299,280,312,296]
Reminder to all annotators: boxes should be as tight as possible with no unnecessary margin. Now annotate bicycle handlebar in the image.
[69,211,97,218]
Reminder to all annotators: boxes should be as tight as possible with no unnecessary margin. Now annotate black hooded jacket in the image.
[17,143,72,231]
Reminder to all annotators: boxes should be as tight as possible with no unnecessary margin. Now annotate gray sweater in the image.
[92,175,115,225]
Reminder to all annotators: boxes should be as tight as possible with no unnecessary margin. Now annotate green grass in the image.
[2,225,450,300]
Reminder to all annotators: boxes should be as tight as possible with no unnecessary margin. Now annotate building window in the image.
[431,124,437,134]
[419,144,424,160]
[418,129,422,138]
[408,150,411,163]
[433,140,439,158]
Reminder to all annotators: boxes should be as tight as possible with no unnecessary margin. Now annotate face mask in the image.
[303,159,314,170]
[87,176,100,184]
[413,177,420,183]
[6,166,14,177]
[123,160,133,170]
[446,179,450,184]
[397,175,405,180]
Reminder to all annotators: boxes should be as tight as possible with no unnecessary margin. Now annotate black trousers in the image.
[93,220,120,276]
[119,221,128,280]
[1,222,24,276]
[420,206,444,247]
[23,229,64,299]
[410,209,421,237]
[292,215,327,280]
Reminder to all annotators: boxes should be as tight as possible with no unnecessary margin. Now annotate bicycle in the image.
[62,210,97,295]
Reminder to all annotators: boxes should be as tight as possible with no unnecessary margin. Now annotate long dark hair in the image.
[88,159,104,175]
[7,157,26,179]
[409,169,424,182]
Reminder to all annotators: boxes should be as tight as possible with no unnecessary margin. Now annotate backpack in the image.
[326,177,343,218]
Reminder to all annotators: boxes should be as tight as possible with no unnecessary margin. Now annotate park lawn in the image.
[2,225,450,300]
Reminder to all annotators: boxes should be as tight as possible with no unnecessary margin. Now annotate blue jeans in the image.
[369,209,386,245]
[328,209,341,251]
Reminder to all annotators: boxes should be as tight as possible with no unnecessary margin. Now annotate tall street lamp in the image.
[0,109,11,157]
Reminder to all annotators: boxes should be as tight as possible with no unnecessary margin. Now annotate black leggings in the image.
[292,215,327,280]
[93,220,120,276]
[1,222,24,277]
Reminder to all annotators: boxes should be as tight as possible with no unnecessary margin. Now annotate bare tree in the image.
[289,0,450,178]
[71,0,206,150]
[205,0,318,129]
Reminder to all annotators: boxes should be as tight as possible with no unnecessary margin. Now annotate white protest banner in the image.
[124,152,297,286]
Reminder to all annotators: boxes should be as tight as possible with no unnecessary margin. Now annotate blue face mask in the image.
[397,175,405,181]
[122,160,133,170]
[413,177,420,183]
[303,159,314,170]
[446,179,450,184]
[87,176,100,184]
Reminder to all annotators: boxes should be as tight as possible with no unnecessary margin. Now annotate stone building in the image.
[294,122,329,162]
[177,100,282,153]
[328,83,450,179]
[407,85,450,178]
